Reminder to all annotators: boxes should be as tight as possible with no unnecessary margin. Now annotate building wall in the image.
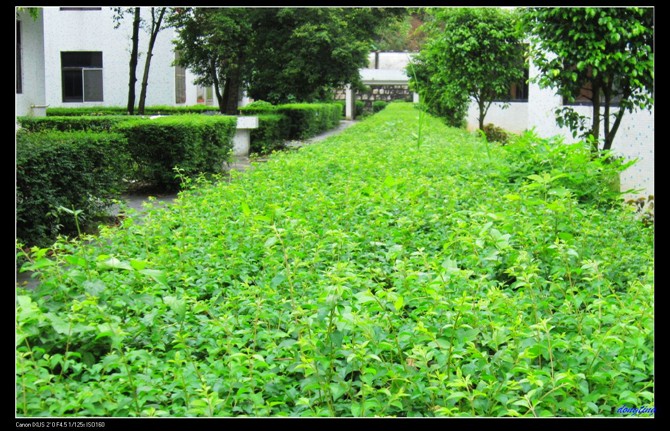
[527,62,654,197]
[367,52,414,70]
[466,101,528,133]
[41,7,199,109]
[15,10,46,117]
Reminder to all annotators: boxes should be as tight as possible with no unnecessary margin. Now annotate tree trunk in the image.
[603,81,611,152]
[211,58,225,114]
[478,98,485,131]
[138,7,166,115]
[224,65,241,115]
[590,79,601,153]
[127,7,141,115]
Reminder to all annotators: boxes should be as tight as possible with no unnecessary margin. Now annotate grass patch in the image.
[16,103,653,417]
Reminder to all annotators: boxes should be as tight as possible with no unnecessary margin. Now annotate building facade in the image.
[16,7,207,117]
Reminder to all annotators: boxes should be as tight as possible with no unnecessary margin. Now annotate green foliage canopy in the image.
[522,7,654,152]
[408,8,526,129]
[173,8,403,108]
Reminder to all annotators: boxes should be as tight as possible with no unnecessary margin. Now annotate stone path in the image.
[16,120,358,290]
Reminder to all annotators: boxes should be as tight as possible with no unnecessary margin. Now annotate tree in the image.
[138,7,170,115]
[407,8,526,130]
[172,8,253,114]
[372,8,428,52]
[113,7,141,114]
[248,8,401,104]
[522,7,654,152]
[173,7,403,109]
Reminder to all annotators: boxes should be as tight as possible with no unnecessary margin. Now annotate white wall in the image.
[528,62,654,197]
[41,7,200,109]
[367,52,415,70]
[467,101,528,133]
[15,10,46,117]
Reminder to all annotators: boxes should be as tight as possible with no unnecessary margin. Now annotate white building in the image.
[15,7,210,117]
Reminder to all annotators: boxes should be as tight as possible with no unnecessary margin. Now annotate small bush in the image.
[355,100,365,117]
[16,130,130,247]
[113,115,237,190]
[372,101,388,113]
[502,131,632,206]
[17,115,135,133]
[241,100,276,113]
[482,123,509,144]
[250,114,291,155]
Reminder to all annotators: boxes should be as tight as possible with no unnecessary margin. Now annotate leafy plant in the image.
[113,114,237,190]
[16,130,130,247]
[521,7,654,152]
[16,103,653,417]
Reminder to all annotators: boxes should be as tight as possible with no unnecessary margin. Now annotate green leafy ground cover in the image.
[16,103,653,417]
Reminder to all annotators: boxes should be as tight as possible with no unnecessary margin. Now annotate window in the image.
[61,52,103,102]
[16,20,22,94]
[562,66,622,107]
[59,7,102,11]
[509,67,529,102]
[174,51,186,104]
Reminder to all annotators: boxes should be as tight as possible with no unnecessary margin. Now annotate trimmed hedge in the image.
[240,102,342,140]
[113,115,237,189]
[17,115,135,133]
[250,114,291,155]
[16,130,130,247]
[372,100,388,113]
[46,105,219,117]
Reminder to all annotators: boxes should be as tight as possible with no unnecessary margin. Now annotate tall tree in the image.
[138,7,169,115]
[172,8,252,114]
[408,7,526,130]
[522,7,654,152]
[113,7,142,114]
[248,8,401,104]
[173,7,403,109]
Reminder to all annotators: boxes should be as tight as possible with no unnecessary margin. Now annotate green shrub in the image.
[501,131,632,206]
[240,100,276,113]
[372,100,388,113]
[16,103,652,417]
[241,102,342,140]
[355,100,365,117]
[250,114,291,155]
[16,130,129,247]
[17,115,135,133]
[482,123,509,144]
[46,105,218,117]
[113,115,237,190]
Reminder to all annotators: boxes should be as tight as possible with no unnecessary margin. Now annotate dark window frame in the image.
[16,20,22,94]
[174,51,187,104]
[59,7,102,11]
[61,51,104,103]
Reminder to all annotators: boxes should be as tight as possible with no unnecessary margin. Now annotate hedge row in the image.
[240,102,342,140]
[113,115,237,189]
[17,115,135,133]
[250,114,291,154]
[17,115,237,246]
[16,130,129,247]
[46,105,219,117]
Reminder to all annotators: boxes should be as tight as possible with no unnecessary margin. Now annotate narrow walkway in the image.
[227,119,358,171]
